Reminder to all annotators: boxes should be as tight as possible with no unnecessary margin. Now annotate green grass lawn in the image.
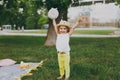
[0,36,120,80]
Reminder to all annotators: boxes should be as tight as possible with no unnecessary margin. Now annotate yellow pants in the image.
[58,52,70,78]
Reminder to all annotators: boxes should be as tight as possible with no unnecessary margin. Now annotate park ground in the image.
[0,27,120,80]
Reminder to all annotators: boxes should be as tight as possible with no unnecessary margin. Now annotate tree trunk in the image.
[44,19,57,46]
[44,9,68,46]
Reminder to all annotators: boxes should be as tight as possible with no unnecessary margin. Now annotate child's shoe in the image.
[57,75,64,79]
[65,77,69,80]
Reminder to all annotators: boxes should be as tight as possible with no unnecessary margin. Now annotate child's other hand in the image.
[78,17,83,24]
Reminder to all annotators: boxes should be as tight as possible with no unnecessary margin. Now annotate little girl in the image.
[52,18,82,80]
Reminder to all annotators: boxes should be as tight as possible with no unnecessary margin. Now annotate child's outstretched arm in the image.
[69,18,83,35]
[52,19,58,34]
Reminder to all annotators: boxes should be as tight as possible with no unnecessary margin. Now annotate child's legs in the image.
[64,53,70,78]
[58,53,65,76]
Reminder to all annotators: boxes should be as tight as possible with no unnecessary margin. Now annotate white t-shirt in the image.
[56,33,70,52]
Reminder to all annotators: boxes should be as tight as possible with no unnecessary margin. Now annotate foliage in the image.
[37,14,48,29]
[44,0,72,20]
[116,0,120,4]
[25,16,37,29]
[0,36,120,80]
[45,0,71,10]
[0,0,119,29]
[0,0,18,26]
[0,0,48,29]
[22,0,48,29]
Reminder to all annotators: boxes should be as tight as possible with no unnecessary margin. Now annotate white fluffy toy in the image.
[48,8,59,19]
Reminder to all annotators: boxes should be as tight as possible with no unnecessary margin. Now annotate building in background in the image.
[68,0,119,28]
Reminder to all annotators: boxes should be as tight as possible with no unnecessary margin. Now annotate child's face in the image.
[58,26,68,34]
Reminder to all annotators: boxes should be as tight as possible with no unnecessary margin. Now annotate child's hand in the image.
[78,17,83,24]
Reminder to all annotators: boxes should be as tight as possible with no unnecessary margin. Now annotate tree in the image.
[19,0,47,29]
[41,0,72,46]
[0,0,18,27]
[0,0,45,29]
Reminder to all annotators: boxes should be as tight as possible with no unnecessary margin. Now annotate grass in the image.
[11,29,115,35]
[0,36,120,80]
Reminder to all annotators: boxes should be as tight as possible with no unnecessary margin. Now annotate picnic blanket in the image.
[0,60,45,80]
